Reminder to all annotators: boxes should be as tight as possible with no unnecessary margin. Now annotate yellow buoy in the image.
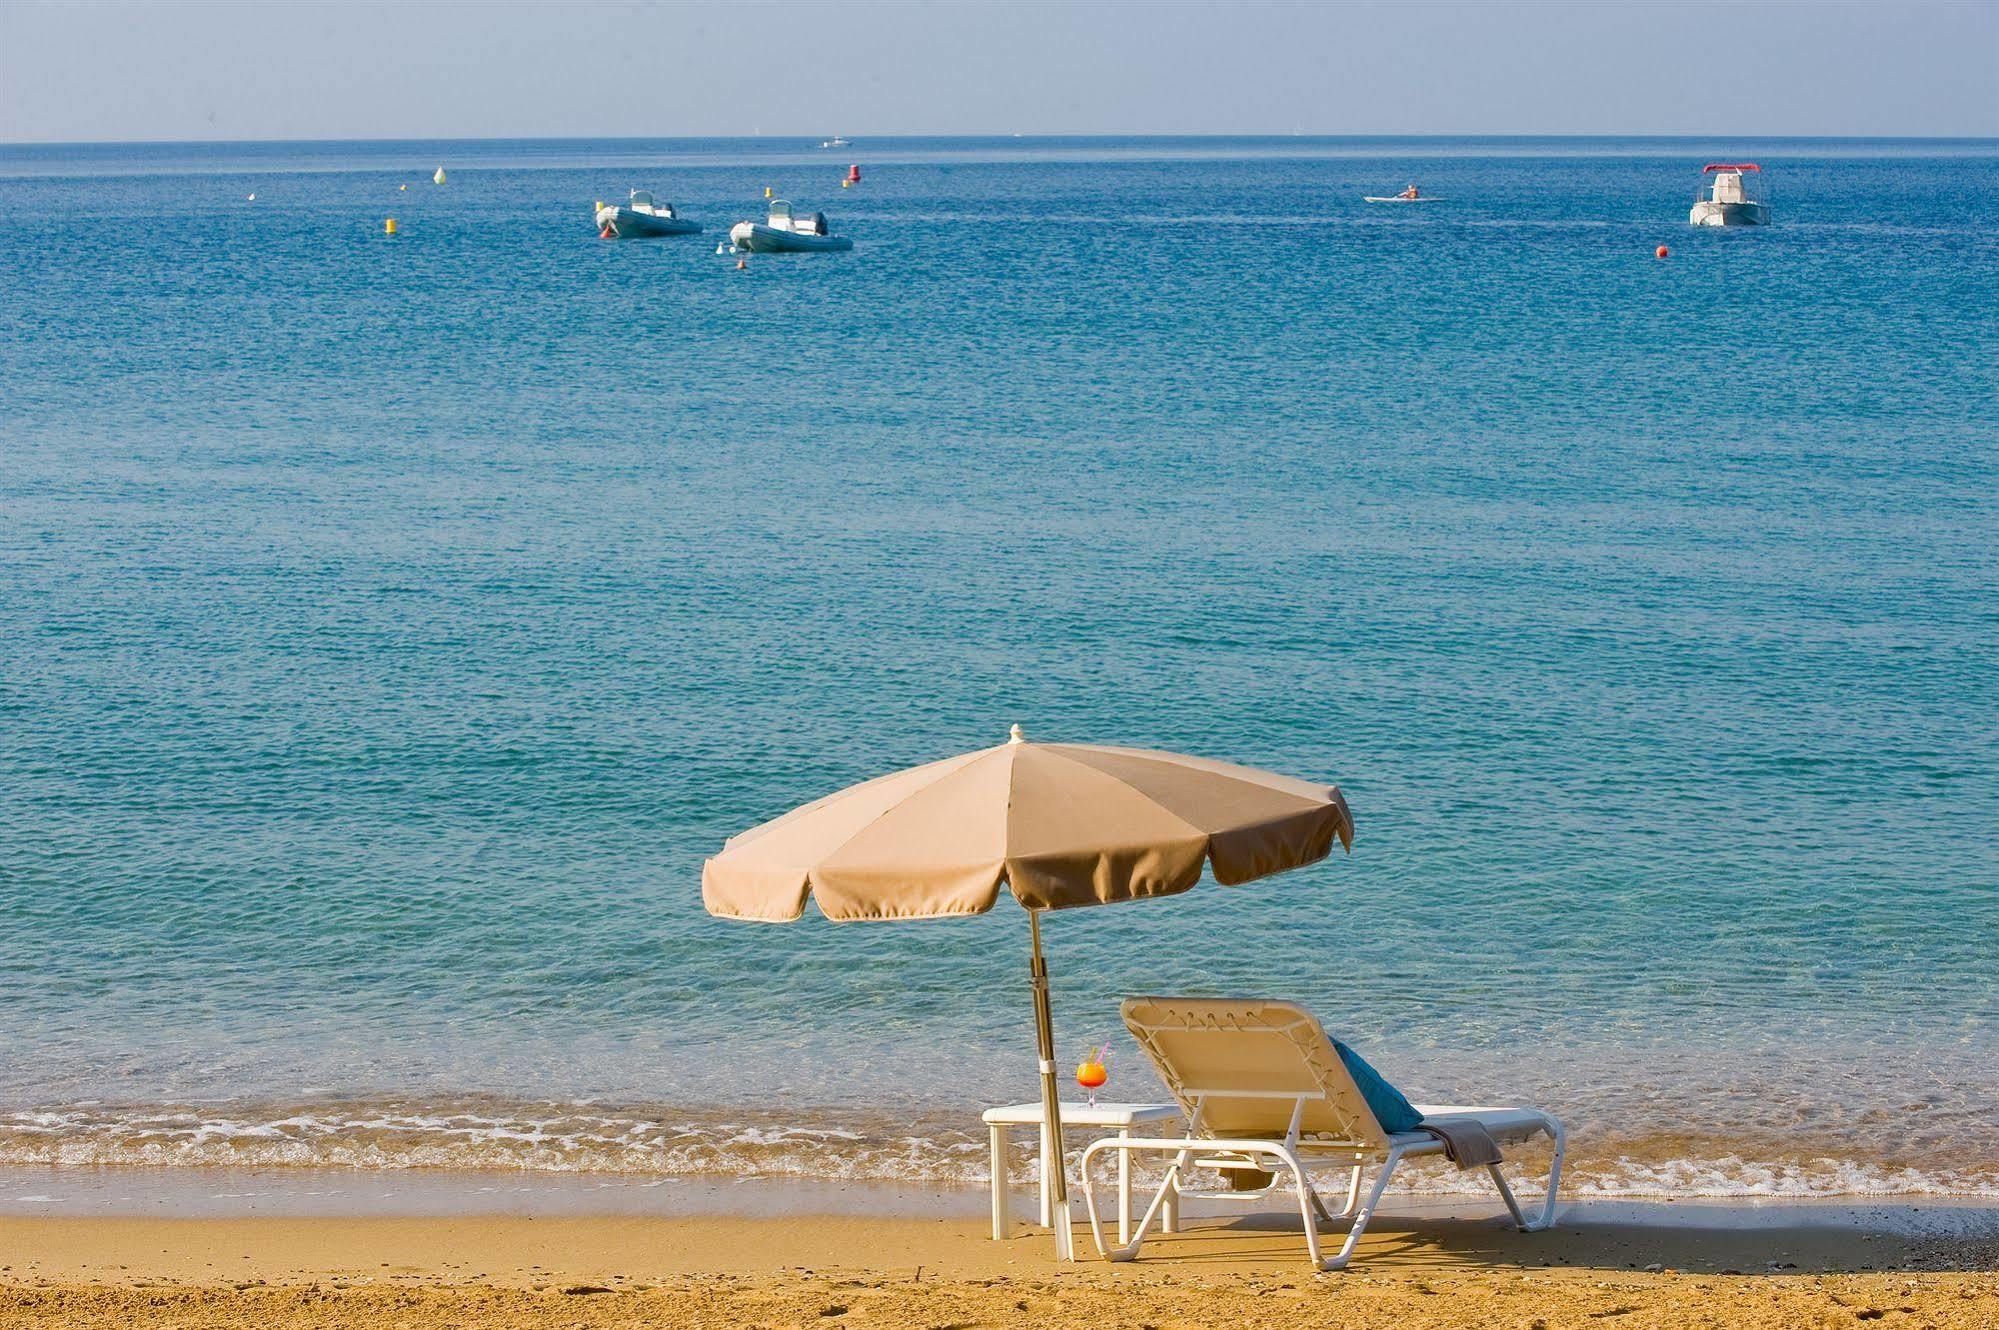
[400,183,408,191]
[433,166,447,185]
[764,186,772,199]
[384,218,398,236]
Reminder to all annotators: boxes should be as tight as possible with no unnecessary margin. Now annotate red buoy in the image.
[846,164,861,184]
[1655,245,1669,259]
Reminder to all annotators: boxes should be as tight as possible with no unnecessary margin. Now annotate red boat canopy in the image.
[1702,163,1761,173]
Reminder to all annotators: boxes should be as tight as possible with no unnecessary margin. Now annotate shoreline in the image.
[11,1096,1996,1200]
[8,1163,1999,1227]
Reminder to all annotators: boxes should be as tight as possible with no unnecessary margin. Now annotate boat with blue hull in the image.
[1689,164,1771,227]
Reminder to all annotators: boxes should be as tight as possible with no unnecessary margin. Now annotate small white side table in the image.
[982,1101,1181,1245]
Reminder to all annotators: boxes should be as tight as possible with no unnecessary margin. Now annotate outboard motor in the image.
[806,212,829,236]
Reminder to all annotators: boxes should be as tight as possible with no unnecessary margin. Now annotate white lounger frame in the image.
[1078,998,1565,1272]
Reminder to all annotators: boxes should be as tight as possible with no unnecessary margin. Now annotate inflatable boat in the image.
[596,191,700,238]
[728,201,852,253]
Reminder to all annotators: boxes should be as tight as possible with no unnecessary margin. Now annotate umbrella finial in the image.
[1008,723,1025,745]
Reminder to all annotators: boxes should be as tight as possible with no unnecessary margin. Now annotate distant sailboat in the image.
[433,167,447,185]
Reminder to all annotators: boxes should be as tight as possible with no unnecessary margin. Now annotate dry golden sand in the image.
[3,1209,1996,1329]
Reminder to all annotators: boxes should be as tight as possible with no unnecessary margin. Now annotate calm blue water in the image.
[1,137,1995,1197]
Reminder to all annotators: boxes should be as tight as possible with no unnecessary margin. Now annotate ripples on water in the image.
[0,136,1994,1196]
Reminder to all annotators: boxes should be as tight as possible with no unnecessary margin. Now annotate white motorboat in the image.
[729,200,853,253]
[1689,163,1771,227]
[595,191,701,238]
[820,136,850,149]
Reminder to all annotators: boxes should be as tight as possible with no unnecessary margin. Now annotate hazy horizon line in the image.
[9,131,1999,150]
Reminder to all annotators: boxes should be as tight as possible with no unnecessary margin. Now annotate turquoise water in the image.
[2,137,1996,1197]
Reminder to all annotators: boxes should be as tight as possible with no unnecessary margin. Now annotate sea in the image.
[1,135,1995,1204]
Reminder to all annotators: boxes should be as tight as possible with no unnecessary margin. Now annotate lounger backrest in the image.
[1121,996,1389,1148]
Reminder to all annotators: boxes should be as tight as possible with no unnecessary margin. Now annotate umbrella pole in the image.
[1028,909,1075,1260]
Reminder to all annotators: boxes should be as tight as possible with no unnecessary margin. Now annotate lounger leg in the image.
[1487,1164,1528,1229]
[1320,1146,1403,1273]
[1283,1151,1326,1268]
[989,1123,1009,1240]
[1317,1157,1362,1221]
[1101,1141,1321,1267]
[1338,1159,1364,1217]
[1481,1117,1566,1233]
[1080,1140,1186,1262]
[1517,1117,1566,1232]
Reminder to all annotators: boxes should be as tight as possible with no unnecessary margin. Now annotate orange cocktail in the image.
[1076,1044,1111,1108]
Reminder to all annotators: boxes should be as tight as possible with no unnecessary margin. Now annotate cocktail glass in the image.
[1076,1047,1110,1110]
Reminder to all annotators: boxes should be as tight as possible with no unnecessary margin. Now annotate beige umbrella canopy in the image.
[703,725,1353,1257]
[705,726,1352,921]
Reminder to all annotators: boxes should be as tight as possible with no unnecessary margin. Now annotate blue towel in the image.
[1331,1038,1423,1134]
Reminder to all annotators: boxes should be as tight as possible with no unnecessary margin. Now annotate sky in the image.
[2,0,1994,143]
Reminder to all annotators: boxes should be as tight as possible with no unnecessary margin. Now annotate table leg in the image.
[989,1124,1009,1240]
[1117,1127,1132,1246]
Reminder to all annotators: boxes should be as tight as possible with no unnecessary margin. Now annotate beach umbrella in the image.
[702,725,1353,1259]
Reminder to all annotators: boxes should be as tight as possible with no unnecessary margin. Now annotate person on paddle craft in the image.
[1399,184,1420,200]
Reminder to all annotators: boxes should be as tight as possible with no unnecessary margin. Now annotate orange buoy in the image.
[735,259,747,271]
[1655,245,1669,259]
[846,163,860,184]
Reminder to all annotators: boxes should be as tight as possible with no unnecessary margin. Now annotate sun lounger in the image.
[1078,996,1565,1271]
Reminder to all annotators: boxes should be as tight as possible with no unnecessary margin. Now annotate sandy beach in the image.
[5,1200,1998,1329]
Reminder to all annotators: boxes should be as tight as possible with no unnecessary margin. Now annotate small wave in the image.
[6,1097,1999,1200]
[0,1100,998,1185]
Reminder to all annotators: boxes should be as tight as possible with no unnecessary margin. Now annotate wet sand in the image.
[5,1203,1997,1329]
